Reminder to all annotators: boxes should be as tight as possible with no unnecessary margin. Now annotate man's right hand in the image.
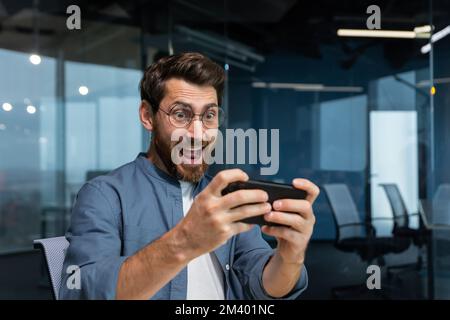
[173,169,271,260]
[117,169,270,299]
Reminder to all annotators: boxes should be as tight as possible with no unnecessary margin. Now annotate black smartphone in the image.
[221,180,307,227]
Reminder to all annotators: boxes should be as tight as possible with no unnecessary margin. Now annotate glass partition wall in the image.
[0,4,143,252]
[0,0,449,300]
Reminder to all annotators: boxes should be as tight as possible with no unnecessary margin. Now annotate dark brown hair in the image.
[140,52,225,113]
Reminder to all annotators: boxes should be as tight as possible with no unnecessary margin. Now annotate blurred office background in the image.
[0,0,449,299]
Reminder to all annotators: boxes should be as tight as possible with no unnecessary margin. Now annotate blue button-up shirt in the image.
[59,153,308,299]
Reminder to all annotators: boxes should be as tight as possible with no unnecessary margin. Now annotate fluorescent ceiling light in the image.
[421,25,450,54]
[337,26,431,39]
[414,25,432,33]
[78,86,89,96]
[338,29,415,38]
[252,82,363,93]
[417,77,450,87]
[29,54,41,65]
[26,105,37,114]
[2,102,13,112]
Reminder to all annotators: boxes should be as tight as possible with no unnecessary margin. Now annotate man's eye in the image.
[173,111,188,119]
[205,111,217,120]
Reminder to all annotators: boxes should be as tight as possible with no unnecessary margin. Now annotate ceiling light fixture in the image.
[421,25,450,54]
[2,102,13,111]
[27,105,37,114]
[29,0,41,65]
[29,54,41,65]
[78,86,89,95]
[252,82,364,93]
[337,25,431,39]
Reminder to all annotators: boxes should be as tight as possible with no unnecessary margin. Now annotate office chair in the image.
[379,183,430,281]
[323,183,411,299]
[423,184,450,269]
[33,236,69,300]
[380,184,429,245]
[427,184,450,226]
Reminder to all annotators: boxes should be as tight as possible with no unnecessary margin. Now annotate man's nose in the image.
[186,118,204,141]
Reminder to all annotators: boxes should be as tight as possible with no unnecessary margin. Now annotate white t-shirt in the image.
[179,180,225,300]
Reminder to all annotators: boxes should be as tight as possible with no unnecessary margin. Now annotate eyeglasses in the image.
[158,104,225,129]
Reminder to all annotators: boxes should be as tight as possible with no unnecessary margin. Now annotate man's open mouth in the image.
[179,145,207,163]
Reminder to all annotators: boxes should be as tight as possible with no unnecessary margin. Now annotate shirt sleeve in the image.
[232,226,308,300]
[59,182,127,300]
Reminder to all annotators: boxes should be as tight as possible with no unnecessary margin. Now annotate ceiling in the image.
[0,0,448,70]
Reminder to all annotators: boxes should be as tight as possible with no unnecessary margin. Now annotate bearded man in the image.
[60,52,319,300]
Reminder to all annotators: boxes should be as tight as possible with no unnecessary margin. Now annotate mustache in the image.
[173,136,215,149]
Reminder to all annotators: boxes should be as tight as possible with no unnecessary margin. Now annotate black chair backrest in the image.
[379,184,408,228]
[433,184,450,225]
[323,184,365,241]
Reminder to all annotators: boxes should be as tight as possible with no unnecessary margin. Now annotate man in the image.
[60,52,319,300]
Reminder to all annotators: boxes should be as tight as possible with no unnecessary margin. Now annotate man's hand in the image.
[260,178,319,297]
[173,168,272,261]
[117,168,270,299]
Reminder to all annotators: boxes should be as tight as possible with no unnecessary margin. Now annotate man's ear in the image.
[139,100,154,131]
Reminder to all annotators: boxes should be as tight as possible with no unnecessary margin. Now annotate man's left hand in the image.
[261,178,320,265]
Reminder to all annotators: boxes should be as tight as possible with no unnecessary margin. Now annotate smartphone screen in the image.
[221,180,307,226]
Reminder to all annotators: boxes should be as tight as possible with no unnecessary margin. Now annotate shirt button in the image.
[225,264,230,271]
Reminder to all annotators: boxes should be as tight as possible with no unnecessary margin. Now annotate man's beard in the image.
[151,124,210,183]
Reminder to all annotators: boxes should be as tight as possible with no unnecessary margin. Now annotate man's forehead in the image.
[164,79,217,103]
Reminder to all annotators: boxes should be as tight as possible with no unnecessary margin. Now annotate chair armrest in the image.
[339,222,370,228]
[339,222,376,237]
[406,212,423,224]
[418,200,431,229]
[416,201,450,230]
[371,217,394,221]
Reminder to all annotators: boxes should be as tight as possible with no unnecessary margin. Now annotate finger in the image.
[263,211,306,231]
[261,225,301,243]
[292,178,320,203]
[227,202,271,223]
[221,189,269,210]
[272,199,314,220]
[230,222,255,236]
[207,169,249,196]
